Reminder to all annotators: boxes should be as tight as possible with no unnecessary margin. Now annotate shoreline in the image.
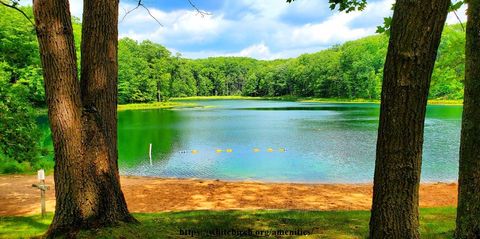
[120,174,458,185]
[0,175,458,216]
[172,96,463,105]
[32,97,463,115]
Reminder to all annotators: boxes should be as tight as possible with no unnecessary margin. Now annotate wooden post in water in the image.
[149,143,152,166]
[32,169,49,218]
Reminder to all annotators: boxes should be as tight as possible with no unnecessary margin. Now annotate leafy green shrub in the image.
[0,63,49,173]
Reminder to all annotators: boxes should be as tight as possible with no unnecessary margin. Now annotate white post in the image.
[149,143,152,165]
[32,169,48,218]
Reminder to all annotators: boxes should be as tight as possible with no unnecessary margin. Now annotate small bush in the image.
[0,63,52,173]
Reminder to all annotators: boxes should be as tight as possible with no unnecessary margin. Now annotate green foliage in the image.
[114,25,463,102]
[0,6,44,106]
[431,24,466,99]
[287,0,367,13]
[0,6,56,173]
[118,38,155,103]
[0,6,82,107]
[239,35,387,99]
[449,1,464,12]
[376,16,392,34]
[0,63,51,173]
[118,38,174,103]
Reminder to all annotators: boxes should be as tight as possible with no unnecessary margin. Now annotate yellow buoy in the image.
[191,150,198,154]
[253,148,260,153]
[215,149,223,153]
[226,149,233,153]
[267,148,274,152]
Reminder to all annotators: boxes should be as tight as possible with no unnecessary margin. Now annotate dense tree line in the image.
[116,24,464,103]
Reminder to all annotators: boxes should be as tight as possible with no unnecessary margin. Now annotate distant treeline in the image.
[117,23,464,104]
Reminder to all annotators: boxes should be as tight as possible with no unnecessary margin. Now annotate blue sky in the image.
[67,0,466,60]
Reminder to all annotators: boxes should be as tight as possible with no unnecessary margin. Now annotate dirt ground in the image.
[0,175,457,216]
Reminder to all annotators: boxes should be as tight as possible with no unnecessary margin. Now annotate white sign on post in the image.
[37,169,45,180]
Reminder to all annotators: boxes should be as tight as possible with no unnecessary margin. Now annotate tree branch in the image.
[453,10,465,31]
[187,0,211,16]
[0,0,35,27]
[121,0,163,26]
[120,0,211,26]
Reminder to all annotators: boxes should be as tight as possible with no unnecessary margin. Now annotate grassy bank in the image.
[171,96,463,105]
[35,97,463,114]
[0,208,455,238]
[171,95,375,102]
[117,101,198,111]
[427,99,463,105]
[35,102,199,114]
[302,98,462,105]
[172,95,264,101]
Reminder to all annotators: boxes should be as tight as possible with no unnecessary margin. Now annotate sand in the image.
[0,175,457,216]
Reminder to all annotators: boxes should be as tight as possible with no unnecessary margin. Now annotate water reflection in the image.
[37,101,462,183]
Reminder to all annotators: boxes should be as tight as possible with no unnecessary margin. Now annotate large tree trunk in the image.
[33,0,135,237]
[368,0,449,238]
[78,0,135,228]
[455,1,480,238]
[33,0,85,235]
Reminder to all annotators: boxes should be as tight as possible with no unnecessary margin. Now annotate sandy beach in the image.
[0,175,457,216]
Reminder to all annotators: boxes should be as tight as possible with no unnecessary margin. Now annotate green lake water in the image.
[39,100,462,183]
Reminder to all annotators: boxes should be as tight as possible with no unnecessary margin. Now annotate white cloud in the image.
[178,43,278,60]
[64,0,466,61]
[237,43,271,58]
[271,0,394,50]
[180,43,326,60]
[277,13,371,47]
[15,0,468,61]
[66,0,387,60]
[119,4,230,45]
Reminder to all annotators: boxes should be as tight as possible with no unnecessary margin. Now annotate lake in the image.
[40,100,462,183]
[117,100,463,183]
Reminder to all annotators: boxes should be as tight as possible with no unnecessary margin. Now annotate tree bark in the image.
[455,0,480,238]
[369,0,449,238]
[79,0,135,228]
[33,0,85,235]
[33,0,135,237]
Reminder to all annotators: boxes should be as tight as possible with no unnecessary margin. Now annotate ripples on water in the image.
[114,100,462,183]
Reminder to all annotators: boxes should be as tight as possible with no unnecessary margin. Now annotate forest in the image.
[0,6,466,173]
